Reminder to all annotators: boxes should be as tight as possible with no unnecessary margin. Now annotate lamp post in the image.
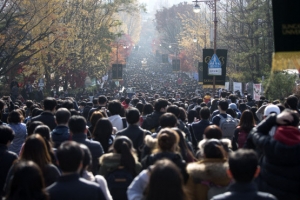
[193,0,218,96]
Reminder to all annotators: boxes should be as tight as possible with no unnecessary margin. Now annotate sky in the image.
[139,0,185,14]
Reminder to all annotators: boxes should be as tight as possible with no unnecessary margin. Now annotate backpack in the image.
[237,129,248,149]
[105,166,134,200]
[218,114,237,139]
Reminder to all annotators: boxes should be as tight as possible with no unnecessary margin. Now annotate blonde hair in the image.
[153,128,180,154]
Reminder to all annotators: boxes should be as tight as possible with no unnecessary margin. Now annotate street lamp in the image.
[193,35,197,43]
[193,0,218,96]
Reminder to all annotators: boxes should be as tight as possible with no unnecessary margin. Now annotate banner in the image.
[225,82,229,90]
[233,82,242,93]
[202,49,227,88]
[198,62,203,84]
[172,59,180,72]
[272,0,300,71]
[112,64,122,80]
[253,84,262,101]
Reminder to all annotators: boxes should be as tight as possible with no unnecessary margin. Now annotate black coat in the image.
[191,119,212,142]
[212,182,277,200]
[248,114,300,200]
[47,174,105,200]
[30,112,56,131]
[72,133,104,175]
[141,111,164,132]
[0,145,18,197]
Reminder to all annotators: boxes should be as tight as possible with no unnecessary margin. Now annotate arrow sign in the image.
[208,54,222,76]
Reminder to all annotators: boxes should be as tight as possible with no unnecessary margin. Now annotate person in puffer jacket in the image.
[51,108,71,148]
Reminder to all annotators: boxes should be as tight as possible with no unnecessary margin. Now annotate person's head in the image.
[239,110,255,132]
[146,159,186,200]
[218,100,228,112]
[136,102,144,113]
[98,95,108,105]
[25,100,34,110]
[34,125,51,141]
[79,144,92,174]
[7,110,23,124]
[204,125,222,139]
[112,136,137,176]
[228,149,259,183]
[238,103,247,113]
[203,139,227,159]
[263,104,280,118]
[159,113,178,128]
[43,97,57,111]
[187,109,197,123]
[61,99,74,110]
[178,107,187,122]
[68,115,87,135]
[0,99,5,112]
[210,99,219,114]
[155,128,179,153]
[93,118,113,153]
[154,98,169,112]
[21,134,51,170]
[108,100,122,115]
[167,105,180,117]
[142,103,154,116]
[26,121,44,136]
[226,108,236,118]
[6,161,47,200]
[126,107,140,124]
[55,108,71,125]
[90,111,104,127]
[92,98,98,106]
[0,125,14,145]
[56,141,84,173]
[286,95,298,110]
[200,106,210,120]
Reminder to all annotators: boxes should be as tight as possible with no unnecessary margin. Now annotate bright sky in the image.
[139,0,185,13]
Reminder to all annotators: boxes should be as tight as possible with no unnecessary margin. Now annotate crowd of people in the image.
[0,62,300,200]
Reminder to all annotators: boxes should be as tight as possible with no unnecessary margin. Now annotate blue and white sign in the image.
[208,54,222,76]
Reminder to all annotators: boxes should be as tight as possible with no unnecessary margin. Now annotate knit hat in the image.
[264,105,280,116]
[274,126,300,146]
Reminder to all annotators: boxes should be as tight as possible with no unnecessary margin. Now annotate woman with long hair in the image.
[7,110,27,155]
[93,118,114,153]
[186,139,231,200]
[141,128,188,182]
[146,159,189,200]
[232,110,255,150]
[6,134,60,189]
[6,161,48,200]
[88,111,104,135]
[99,136,141,177]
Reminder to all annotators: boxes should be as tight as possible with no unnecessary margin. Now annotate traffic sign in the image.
[208,54,222,76]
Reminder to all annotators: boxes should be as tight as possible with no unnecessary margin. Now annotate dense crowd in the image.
[0,63,300,200]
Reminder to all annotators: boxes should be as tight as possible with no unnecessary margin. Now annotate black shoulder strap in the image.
[122,117,127,129]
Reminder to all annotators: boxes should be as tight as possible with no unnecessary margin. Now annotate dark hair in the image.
[0,125,14,144]
[229,149,258,183]
[79,144,92,174]
[34,125,51,141]
[226,108,236,118]
[108,100,122,115]
[218,100,228,111]
[98,95,108,105]
[142,103,154,116]
[204,125,222,139]
[167,105,180,117]
[56,141,83,172]
[159,113,177,128]
[93,119,113,153]
[200,106,210,120]
[7,110,22,124]
[210,99,219,114]
[136,102,144,113]
[146,159,186,200]
[203,139,227,159]
[61,99,74,110]
[55,108,71,124]
[68,115,87,134]
[228,94,237,103]
[178,107,187,122]
[93,98,98,105]
[6,161,48,200]
[187,109,197,123]
[21,134,51,171]
[126,108,140,124]
[32,108,43,117]
[27,121,44,136]
[0,99,5,111]
[43,97,57,111]
[286,95,298,110]
[154,99,169,112]
[156,128,179,153]
[239,110,255,132]
[172,128,195,162]
[90,111,104,128]
[239,103,247,114]
[113,136,137,176]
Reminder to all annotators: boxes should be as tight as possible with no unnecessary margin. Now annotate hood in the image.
[99,153,121,167]
[187,159,230,185]
[274,126,300,146]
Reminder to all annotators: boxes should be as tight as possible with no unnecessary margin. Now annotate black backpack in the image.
[105,166,134,200]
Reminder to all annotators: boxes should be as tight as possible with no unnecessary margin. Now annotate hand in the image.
[276,111,294,125]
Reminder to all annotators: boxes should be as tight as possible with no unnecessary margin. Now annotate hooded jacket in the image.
[186,158,231,200]
[51,125,70,148]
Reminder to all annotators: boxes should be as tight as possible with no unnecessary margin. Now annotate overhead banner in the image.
[271,0,300,71]
[172,59,180,72]
[198,62,203,84]
[202,49,227,88]
[253,84,262,101]
[233,82,242,93]
[112,64,122,80]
